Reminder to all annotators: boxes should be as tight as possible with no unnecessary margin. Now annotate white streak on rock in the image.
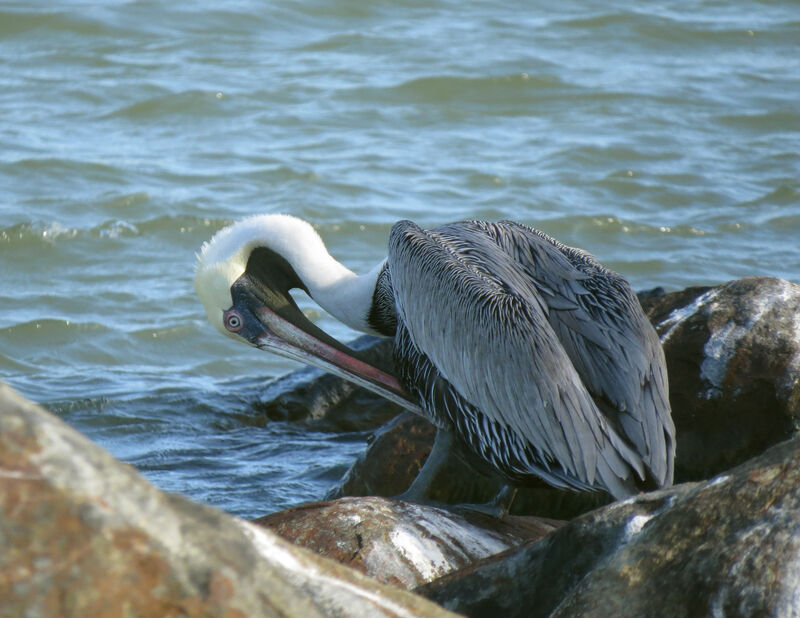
[780,290,800,400]
[700,280,800,399]
[700,321,747,399]
[411,505,512,558]
[705,474,730,488]
[389,526,451,581]
[622,514,654,542]
[239,520,304,573]
[777,538,800,615]
[388,504,514,583]
[382,504,513,581]
[657,288,720,344]
[239,521,422,618]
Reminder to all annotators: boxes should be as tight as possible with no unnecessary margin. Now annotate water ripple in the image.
[107,89,229,120]
[0,221,80,245]
[0,9,131,39]
[5,157,125,184]
[742,185,800,208]
[343,72,571,106]
[716,110,800,134]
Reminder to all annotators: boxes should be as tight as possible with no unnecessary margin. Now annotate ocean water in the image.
[1,0,798,519]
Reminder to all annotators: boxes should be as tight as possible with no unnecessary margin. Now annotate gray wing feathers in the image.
[485,220,674,486]
[494,222,675,485]
[389,220,653,498]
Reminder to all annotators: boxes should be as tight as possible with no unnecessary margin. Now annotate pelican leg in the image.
[489,484,518,517]
[449,484,518,518]
[396,427,453,503]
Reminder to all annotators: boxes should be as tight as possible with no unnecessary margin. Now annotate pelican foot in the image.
[391,492,451,512]
[394,485,518,519]
[393,486,438,505]
[449,485,519,519]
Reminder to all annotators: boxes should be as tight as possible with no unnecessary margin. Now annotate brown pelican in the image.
[195,214,675,507]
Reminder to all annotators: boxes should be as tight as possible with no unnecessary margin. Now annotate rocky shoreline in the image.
[3,276,800,616]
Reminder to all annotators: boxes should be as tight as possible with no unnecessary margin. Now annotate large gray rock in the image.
[0,384,456,618]
[254,496,560,590]
[418,434,800,617]
[646,277,800,481]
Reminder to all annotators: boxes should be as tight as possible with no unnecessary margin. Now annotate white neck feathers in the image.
[195,214,383,335]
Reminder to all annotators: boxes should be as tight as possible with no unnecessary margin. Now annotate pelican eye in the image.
[224,311,243,332]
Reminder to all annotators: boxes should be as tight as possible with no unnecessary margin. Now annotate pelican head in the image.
[194,214,419,411]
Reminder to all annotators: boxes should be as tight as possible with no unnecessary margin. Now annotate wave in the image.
[341,72,572,106]
[0,8,132,39]
[0,221,81,245]
[297,31,397,53]
[0,214,222,247]
[0,318,110,340]
[105,89,230,120]
[741,185,800,209]
[715,110,800,134]
[541,214,708,240]
[4,157,125,184]
[555,9,784,46]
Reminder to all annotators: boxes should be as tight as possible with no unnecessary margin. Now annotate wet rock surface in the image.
[254,496,560,590]
[0,384,456,618]
[418,435,800,618]
[646,277,800,481]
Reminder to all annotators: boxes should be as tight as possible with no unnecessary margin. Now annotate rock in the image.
[645,277,800,481]
[0,383,456,618]
[254,496,561,590]
[418,435,800,617]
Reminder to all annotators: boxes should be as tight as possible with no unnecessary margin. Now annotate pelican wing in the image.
[388,220,653,497]
[489,220,675,486]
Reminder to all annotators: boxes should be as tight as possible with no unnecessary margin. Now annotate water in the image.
[1,1,798,519]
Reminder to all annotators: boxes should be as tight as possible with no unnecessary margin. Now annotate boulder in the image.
[0,383,456,618]
[254,496,560,590]
[418,435,800,617]
[645,277,800,480]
